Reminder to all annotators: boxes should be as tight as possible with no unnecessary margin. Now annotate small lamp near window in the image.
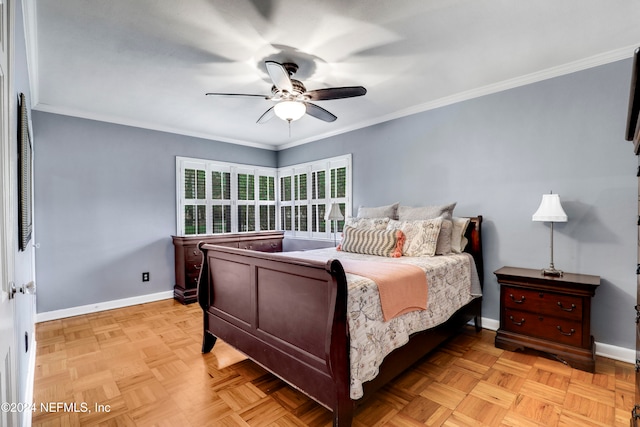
[325,203,344,246]
[532,192,568,276]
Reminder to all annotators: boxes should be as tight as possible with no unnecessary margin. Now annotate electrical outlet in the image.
[142,272,150,282]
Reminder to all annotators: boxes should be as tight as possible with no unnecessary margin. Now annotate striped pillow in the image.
[338,226,404,258]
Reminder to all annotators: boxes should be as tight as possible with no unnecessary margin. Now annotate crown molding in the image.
[276,45,639,150]
[31,45,639,152]
[32,103,279,151]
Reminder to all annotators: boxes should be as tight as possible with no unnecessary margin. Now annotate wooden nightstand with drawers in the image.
[494,266,600,372]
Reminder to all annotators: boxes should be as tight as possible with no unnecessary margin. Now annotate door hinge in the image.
[636,359,640,372]
[635,305,640,324]
[636,265,640,274]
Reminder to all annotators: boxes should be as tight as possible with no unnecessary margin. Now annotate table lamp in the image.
[325,203,344,246]
[532,192,568,276]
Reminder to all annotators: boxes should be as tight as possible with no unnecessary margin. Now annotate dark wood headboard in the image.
[464,216,483,288]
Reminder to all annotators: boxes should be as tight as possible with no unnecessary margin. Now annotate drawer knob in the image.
[556,326,575,336]
[194,264,201,270]
[509,294,525,304]
[557,301,576,312]
[509,315,525,326]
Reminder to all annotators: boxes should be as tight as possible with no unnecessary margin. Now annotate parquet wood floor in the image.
[32,299,634,426]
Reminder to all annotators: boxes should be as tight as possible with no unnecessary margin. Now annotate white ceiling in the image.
[28,0,640,150]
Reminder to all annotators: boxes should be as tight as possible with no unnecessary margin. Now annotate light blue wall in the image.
[32,112,277,313]
[33,58,637,351]
[279,59,637,350]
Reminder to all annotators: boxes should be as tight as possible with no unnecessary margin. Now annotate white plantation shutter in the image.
[236,168,255,233]
[176,155,351,239]
[258,174,276,231]
[311,165,327,238]
[179,159,208,235]
[176,158,276,235]
[293,168,308,233]
[277,154,351,239]
[211,166,232,233]
[328,157,350,234]
[279,172,293,232]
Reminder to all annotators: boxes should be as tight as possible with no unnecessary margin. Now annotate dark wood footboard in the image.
[198,216,483,426]
[197,246,354,423]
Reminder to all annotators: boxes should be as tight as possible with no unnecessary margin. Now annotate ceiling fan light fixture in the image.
[274,101,306,122]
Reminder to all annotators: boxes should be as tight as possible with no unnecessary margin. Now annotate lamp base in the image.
[541,267,563,277]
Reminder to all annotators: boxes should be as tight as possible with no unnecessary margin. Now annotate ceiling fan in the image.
[206,61,367,124]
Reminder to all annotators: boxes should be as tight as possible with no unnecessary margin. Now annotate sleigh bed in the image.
[198,215,483,426]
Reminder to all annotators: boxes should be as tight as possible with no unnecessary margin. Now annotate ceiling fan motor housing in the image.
[281,62,299,76]
[271,79,307,98]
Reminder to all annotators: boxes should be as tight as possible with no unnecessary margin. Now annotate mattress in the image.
[274,247,482,399]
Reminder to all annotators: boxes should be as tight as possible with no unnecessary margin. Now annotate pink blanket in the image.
[339,259,428,321]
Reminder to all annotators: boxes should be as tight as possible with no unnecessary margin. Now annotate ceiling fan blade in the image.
[206,92,270,99]
[265,61,293,93]
[304,103,337,122]
[305,86,367,101]
[256,107,275,124]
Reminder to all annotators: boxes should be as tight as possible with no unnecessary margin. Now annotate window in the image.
[310,167,326,235]
[181,160,208,235]
[176,154,351,239]
[258,175,276,231]
[176,158,277,235]
[329,161,348,235]
[211,168,231,233]
[277,154,351,239]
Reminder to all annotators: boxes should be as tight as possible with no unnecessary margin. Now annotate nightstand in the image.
[494,266,600,372]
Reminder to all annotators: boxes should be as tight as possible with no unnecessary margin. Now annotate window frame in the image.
[277,154,352,240]
[176,154,351,240]
[176,157,278,236]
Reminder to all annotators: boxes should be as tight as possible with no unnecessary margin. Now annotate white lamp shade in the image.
[325,203,344,221]
[532,193,568,222]
[274,101,306,121]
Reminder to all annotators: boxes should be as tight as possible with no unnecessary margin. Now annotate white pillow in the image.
[435,219,453,255]
[344,216,390,231]
[387,217,443,256]
[451,217,471,253]
[357,202,399,220]
[397,202,457,221]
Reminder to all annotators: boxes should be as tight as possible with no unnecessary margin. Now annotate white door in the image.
[0,0,17,425]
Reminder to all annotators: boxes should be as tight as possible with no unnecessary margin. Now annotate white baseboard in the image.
[594,341,635,364]
[477,316,634,365]
[480,317,500,331]
[36,291,174,322]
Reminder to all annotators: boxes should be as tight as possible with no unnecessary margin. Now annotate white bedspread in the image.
[275,248,482,399]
